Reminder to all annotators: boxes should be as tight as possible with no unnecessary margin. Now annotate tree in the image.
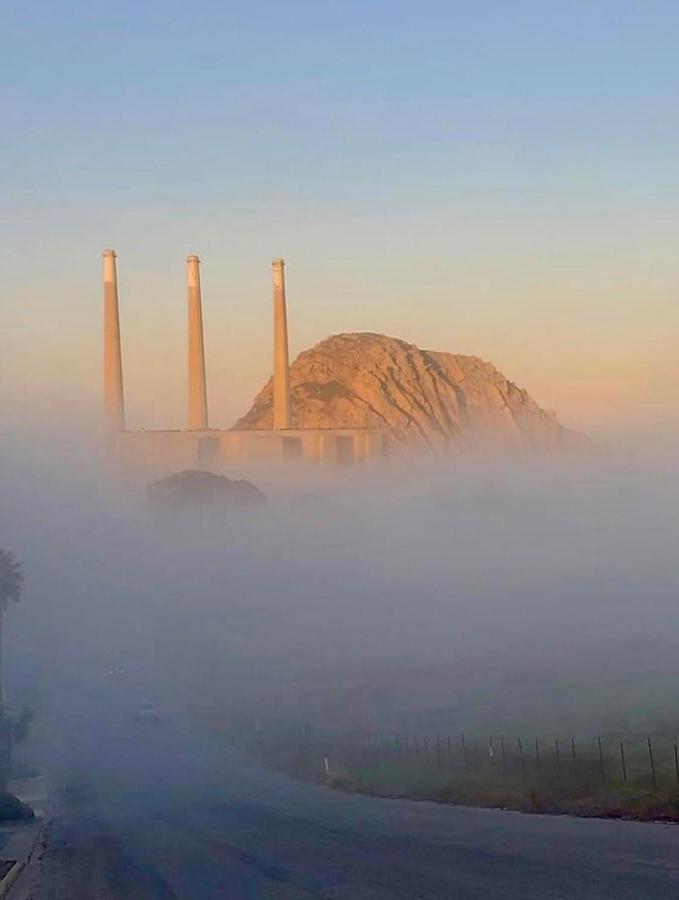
[0,550,23,720]
[0,550,23,792]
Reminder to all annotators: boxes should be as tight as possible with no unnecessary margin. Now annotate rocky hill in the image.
[236,333,587,452]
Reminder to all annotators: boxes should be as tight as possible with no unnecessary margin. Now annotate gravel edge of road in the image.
[0,816,45,898]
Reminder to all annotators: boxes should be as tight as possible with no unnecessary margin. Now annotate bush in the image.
[0,792,33,821]
[326,770,358,791]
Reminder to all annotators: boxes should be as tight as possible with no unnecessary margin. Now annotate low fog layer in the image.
[2,428,678,741]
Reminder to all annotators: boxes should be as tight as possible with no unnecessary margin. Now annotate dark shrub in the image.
[148,470,267,508]
[0,792,33,821]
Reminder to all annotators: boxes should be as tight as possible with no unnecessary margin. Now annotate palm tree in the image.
[0,550,23,720]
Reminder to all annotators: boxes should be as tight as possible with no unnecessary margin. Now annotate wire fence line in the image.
[354,731,679,788]
[246,723,679,793]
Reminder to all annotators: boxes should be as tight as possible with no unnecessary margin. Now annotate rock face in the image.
[148,470,267,508]
[236,333,586,453]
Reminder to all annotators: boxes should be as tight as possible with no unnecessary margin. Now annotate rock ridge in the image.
[236,332,587,452]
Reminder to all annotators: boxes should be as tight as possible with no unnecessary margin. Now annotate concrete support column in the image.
[320,432,338,465]
[353,432,368,464]
[302,431,322,463]
[187,254,208,430]
[363,432,384,461]
[272,258,291,429]
[103,249,125,432]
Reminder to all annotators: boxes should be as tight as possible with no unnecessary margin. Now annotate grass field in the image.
[220,719,679,822]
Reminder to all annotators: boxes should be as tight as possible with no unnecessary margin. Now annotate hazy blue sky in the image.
[2,1,678,438]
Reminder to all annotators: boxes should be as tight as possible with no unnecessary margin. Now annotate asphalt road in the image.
[12,688,679,899]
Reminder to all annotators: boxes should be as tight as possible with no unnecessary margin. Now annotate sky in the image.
[2,0,678,442]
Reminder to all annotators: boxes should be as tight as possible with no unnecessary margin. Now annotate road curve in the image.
[13,690,679,899]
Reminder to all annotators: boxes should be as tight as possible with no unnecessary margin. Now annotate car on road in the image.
[134,702,159,722]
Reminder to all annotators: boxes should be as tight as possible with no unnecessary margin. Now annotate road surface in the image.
[12,687,679,899]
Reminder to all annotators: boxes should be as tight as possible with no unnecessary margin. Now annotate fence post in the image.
[500,737,507,771]
[554,739,560,774]
[518,737,525,772]
[436,736,441,768]
[489,737,496,767]
[461,733,468,769]
[674,740,679,787]
[598,736,606,783]
[571,737,577,772]
[447,735,453,767]
[619,739,627,784]
[648,737,657,788]
[535,737,541,772]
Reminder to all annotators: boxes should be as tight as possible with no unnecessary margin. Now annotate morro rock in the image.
[236,333,586,452]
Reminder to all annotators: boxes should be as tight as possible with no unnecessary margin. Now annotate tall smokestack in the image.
[103,249,125,432]
[272,258,291,429]
[187,254,208,430]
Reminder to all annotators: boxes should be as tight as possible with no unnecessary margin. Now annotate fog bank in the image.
[2,429,678,739]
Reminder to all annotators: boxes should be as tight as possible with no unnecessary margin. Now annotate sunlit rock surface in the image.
[147,470,267,507]
[236,332,587,452]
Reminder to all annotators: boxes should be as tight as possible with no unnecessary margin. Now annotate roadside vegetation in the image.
[217,717,679,823]
[0,549,34,820]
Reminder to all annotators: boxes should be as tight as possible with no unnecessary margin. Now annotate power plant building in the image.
[105,252,388,473]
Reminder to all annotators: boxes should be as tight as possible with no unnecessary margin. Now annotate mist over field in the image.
[3,423,678,745]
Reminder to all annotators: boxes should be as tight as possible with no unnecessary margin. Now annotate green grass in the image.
[349,738,679,820]
[223,723,679,823]
[333,758,679,821]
